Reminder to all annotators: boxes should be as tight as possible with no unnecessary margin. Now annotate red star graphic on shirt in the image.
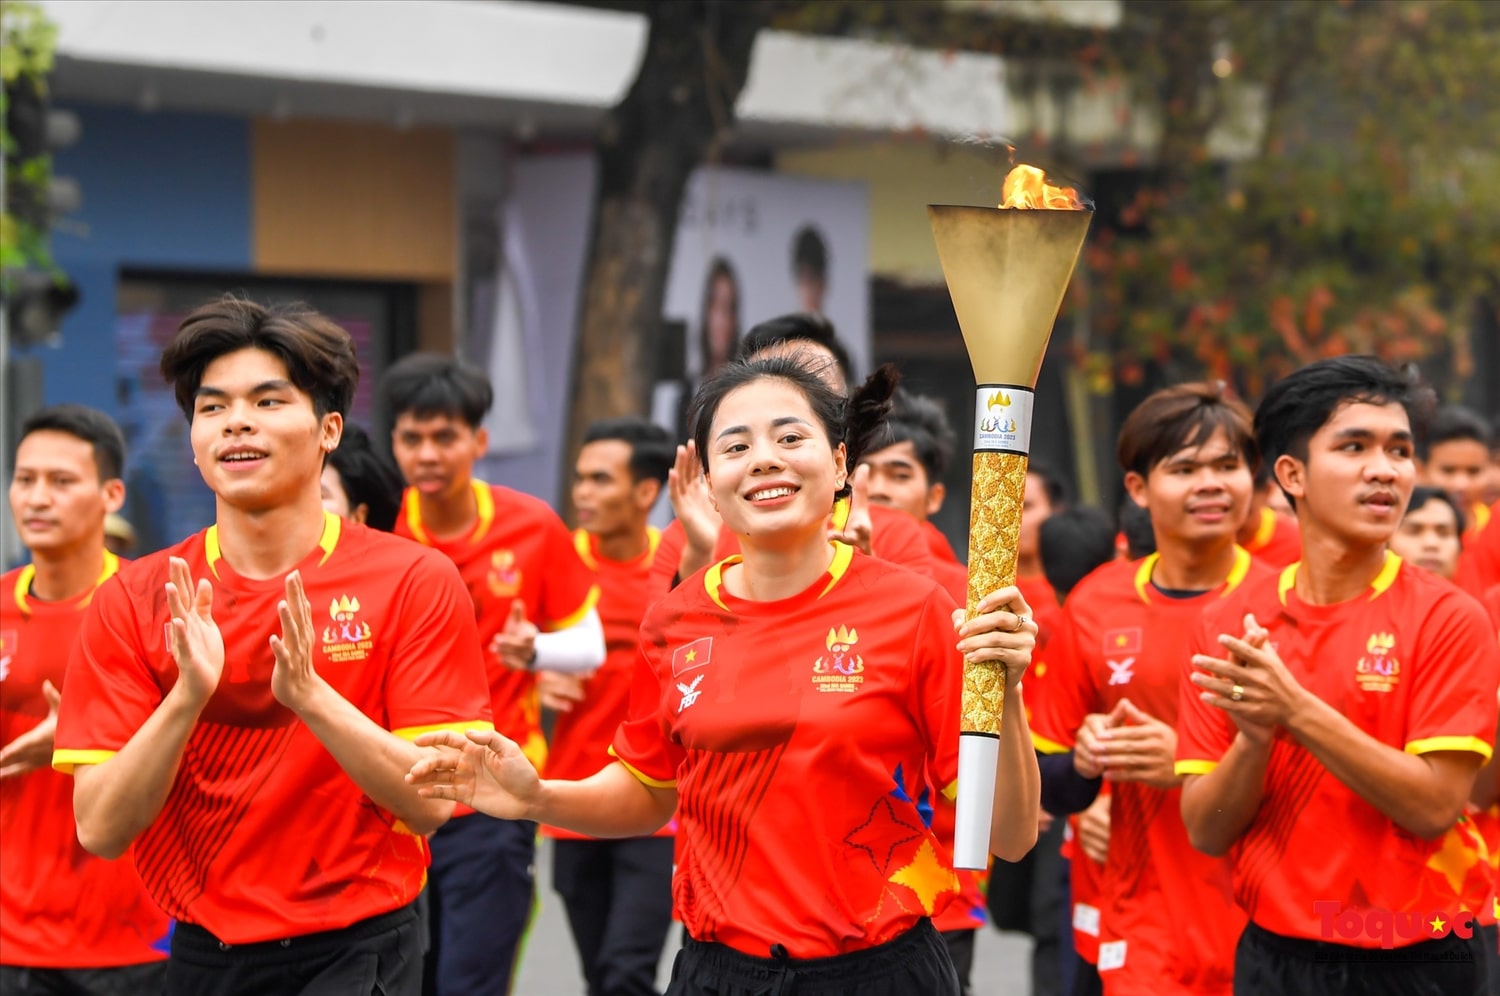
[844,796,926,875]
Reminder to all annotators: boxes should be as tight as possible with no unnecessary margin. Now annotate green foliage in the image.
[1085,0,1500,398]
[2,0,61,282]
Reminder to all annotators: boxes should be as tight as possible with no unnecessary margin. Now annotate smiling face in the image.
[1276,400,1416,548]
[704,377,846,547]
[10,430,124,556]
[1126,427,1253,547]
[188,347,340,514]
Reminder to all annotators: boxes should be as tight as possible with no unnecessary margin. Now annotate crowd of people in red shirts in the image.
[2,298,1500,996]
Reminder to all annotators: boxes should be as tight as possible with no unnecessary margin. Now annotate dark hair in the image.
[792,225,829,279]
[699,257,741,371]
[1040,505,1117,600]
[380,352,494,428]
[1422,404,1493,458]
[160,297,358,423]
[738,313,854,385]
[1027,462,1069,510]
[689,356,898,502]
[1117,382,1259,480]
[882,390,957,482]
[1255,357,1436,507]
[18,404,126,482]
[583,416,674,486]
[1118,495,1157,559]
[327,424,405,532]
[1404,484,1467,539]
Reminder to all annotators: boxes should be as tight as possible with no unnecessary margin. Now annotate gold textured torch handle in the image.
[962,450,1028,735]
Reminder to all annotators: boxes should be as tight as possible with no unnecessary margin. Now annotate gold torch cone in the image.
[927,203,1092,870]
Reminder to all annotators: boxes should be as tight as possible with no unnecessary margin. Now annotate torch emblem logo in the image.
[812,625,866,692]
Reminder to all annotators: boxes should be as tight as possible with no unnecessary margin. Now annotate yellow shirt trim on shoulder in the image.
[391,720,495,742]
[1032,733,1071,755]
[1406,736,1493,761]
[52,748,118,774]
[607,746,677,789]
[545,585,600,633]
[1174,759,1220,776]
[820,541,855,597]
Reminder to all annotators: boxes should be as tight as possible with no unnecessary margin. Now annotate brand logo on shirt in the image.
[1106,657,1135,686]
[0,630,15,681]
[321,595,374,663]
[677,674,705,712]
[812,625,865,693]
[1355,632,1400,692]
[488,550,523,598]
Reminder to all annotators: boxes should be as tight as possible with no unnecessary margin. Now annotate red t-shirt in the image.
[53,513,492,944]
[396,481,598,772]
[1032,551,1261,994]
[1175,553,1500,945]
[1064,797,1108,965]
[919,521,970,606]
[544,528,672,840]
[1,554,169,968]
[1018,574,1059,621]
[1458,502,1500,599]
[1241,507,1301,570]
[612,546,966,958]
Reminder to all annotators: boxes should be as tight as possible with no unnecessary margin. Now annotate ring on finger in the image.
[1009,613,1029,634]
[1231,684,1245,702]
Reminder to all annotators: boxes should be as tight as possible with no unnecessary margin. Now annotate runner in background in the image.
[383,353,604,996]
[2,405,169,996]
[542,417,677,996]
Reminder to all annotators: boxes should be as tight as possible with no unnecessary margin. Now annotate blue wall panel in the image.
[33,103,253,414]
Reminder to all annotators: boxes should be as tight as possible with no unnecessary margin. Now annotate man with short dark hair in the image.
[1179,356,1499,996]
[2,405,169,996]
[1035,381,1268,996]
[53,300,492,995]
[542,416,677,996]
[383,351,604,996]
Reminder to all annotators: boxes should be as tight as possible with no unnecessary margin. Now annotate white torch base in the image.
[953,733,1000,870]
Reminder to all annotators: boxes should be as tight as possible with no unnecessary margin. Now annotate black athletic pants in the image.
[1233,920,1486,996]
[553,836,675,996]
[664,919,959,996]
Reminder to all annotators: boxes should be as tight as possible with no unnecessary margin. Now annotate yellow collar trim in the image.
[703,540,854,611]
[1278,549,1401,606]
[1249,507,1277,550]
[205,511,341,580]
[403,480,493,546]
[572,526,662,571]
[1134,546,1251,604]
[13,551,120,616]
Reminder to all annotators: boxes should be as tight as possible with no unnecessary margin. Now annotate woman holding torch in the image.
[408,355,1040,994]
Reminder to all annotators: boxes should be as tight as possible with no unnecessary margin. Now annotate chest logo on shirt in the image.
[488,550,523,598]
[812,625,866,693]
[0,629,15,681]
[1355,632,1401,693]
[1106,657,1135,686]
[677,674,705,712]
[321,595,375,663]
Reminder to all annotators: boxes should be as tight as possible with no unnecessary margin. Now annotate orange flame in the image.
[999,164,1084,210]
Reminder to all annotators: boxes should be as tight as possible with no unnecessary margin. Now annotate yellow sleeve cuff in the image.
[607,746,677,789]
[52,749,118,774]
[544,586,601,633]
[1174,759,1220,776]
[1406,736,1494,761]
[392,720,495,742]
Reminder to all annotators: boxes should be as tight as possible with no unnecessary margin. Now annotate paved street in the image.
[514,840,1035,996]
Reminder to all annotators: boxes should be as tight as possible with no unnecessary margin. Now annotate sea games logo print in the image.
[321,595,375,663]
[812,626,865,693]
[1314,901,1479,948]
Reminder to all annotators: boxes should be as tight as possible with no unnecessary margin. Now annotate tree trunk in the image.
[559,1,766,511]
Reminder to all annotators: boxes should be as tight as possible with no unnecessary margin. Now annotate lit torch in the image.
[928,164,1092,870]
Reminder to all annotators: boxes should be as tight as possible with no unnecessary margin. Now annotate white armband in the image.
[533,609,606,675]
